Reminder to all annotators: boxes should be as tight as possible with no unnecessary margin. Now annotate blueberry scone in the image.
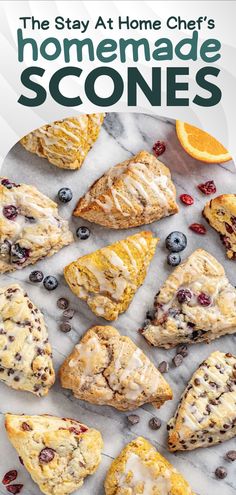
[64,231,158,321]
[203,194,236,259]
[168,351,236,451]
[141,249,236,348]
[73,150,178,228]
[5,413,103,495]
[0,284,55,395]
[0,178,73,272]
[20,114,105,170]
[60,325,172,411]
[104,437,195,495]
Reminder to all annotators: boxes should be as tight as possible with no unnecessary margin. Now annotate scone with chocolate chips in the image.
[141,249,236,348]
[74,150,178,228]
[0,284,55,396]
[5,413,103,495]
[20,114,105,170]
[168,351,236,451]
[64,231,158,321]
[60,325,172,411]
[203,194,236,259]
[105,436,195,495]
[0,178,73,272]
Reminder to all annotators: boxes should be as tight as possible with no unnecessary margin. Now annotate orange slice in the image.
[176,120,231,163]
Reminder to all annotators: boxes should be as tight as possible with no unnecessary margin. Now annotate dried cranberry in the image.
[177,289,192,304]
[3,205,18,220]
[18,457,24,466]
[179,194,194,206]
[2,470,17,485]
[189,223,206,235]
[21,421,32,431]
[225,223,234,234]
[6,485,23,494]
[231,216,236,227]
[1,179,16,189]
[39,447,55,464]
[69,425,88,434]
[197,292,211,306]
[198,180,216,195]
[220,235,231,249]
[152,140,166,157]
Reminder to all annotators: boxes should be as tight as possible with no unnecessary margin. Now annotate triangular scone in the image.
[64,231,158,321]
[142,248,236,348]
[74,150,178,228]
[5,413,103,495]
[20,114,105,170]
[0,284,55,396]
[0,178,73,272]
[168,351,236,451]
[104,437,195,495]
[203,194,236,259]
[60,325,172,411]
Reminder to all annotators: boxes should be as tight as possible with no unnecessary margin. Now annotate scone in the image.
[0,178,73,272]
[60,325,172,411]
[141,249,236,348]
[168,351,236,451]
[0,284,55,396]
[73,150,178,228]
[203,194,236,259]
[20,114,105,170]
[64,231,158,321]
[104,437,195,495]
[5,413,103,495]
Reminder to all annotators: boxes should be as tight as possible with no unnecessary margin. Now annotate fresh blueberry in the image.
[167,253,181,266]
[11,244,29,264]
[57,187,73,203]
[29,270,44,283]
[3,205,18,220]
[43,276,58,291]
[76,226,90,240]
[165,231,187,253]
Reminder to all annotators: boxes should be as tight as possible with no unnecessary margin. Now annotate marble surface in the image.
[1,113,236,495]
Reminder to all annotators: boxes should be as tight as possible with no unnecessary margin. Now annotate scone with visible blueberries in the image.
[141,249,236,348]
[0,177,73,272]
[60,325,172,411]
[20,114,105,170]
[168,351,236,451]
[74,150,178,228]
[104,436,195,495]
[64,231,158,321]
[203,194,236,259]
[5,413,103,495]
[0,284,55,396]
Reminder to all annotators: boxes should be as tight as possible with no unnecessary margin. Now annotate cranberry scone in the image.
[104,437,195,495]
[168,351,236,451]
[203,194,236,259]
[73,150,178,228]
[5,413,103,495]
[0,178,73,272]
[20,114,105,170]
[141,249,236,348]
[64,231,158,321]
[60,325,172,411]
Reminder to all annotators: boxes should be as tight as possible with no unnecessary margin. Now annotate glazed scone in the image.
[60,325,172,411]
[5,413,103,495]
[20,114,105,170]
[0,284,55,396]
[104,437,195,495]
[203,194,236,259]
[141,249,236,348]
[0,178,73,272]
[74,150,178,228]
[168,351,236,451]
[64,231,158,321]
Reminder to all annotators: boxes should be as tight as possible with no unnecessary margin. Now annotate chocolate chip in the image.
[215,466,227,479]
[59,322,72,333]
[127,414,140,426]
[39,447,55,464]
[176,344,188,358]
[158,361,169,373]
[57,297,69,310]
[149,417,161,430]
[225,450,236,462]
[62,308,75,319]
[172,354,184,367]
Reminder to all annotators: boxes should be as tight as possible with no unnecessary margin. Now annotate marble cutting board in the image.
[0,113,236,495]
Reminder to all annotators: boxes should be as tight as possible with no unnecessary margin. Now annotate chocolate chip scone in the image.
[60,325,172,411]
[168,351,236,451]
[5,413,103,495]
[0,284,55,396]
[0,178,73,272]
[73,150,178,228]
[203,194,236,259]
[64,231,158,321]
[104,437,195,495]
[20,114,105,170]
[141,249,236,348]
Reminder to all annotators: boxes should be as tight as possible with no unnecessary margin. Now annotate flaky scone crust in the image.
[203,194,236,259]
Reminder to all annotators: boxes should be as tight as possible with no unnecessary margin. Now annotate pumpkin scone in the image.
[168,351,236,451]
[104,437,195,495]
[73,150,178,228]
[64,231,158,321]
[141,249,236,348]
[20,113,105,170]
[0,178,73,272]
[60,325,172,411]
[203,194,236,259]
[0,284,55,396]
[5,413,103,495]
